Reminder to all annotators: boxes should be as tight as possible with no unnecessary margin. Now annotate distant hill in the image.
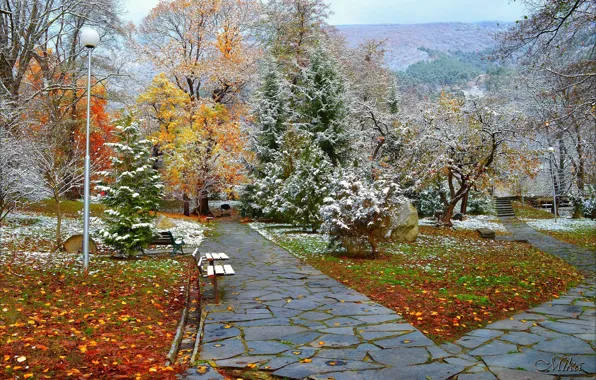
[335,22,508,71]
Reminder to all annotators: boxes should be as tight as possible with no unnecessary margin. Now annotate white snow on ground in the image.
[0,212,106,248]
[249,222,331,258]
[419,215,507,232]
[1,211,205,253]
[524,218,596,232]
[158,219,204,247]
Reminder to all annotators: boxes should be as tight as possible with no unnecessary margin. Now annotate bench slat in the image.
[214,265,225,275]
[205,253,213,260]
[223,265,235,275]
[212,253,222,260]
[219,253,229,260]
[207,266,214,277]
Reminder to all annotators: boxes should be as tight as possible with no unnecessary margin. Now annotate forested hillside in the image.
[336,22,506,70]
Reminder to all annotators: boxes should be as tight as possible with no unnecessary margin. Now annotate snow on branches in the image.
[98,117,162,256]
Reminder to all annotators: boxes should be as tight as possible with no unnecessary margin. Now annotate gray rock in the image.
[243,325,307,341]
[486,319,535,331]
[374,331,435,348]
[324,317,366,327]
[539,321,595,335]
[468,341,518,356]
[489,367,561,379]
[214,355,272,368]
[468,329,505,339]
[184,364,225,380]
[500,332,546,346]
[272,358,383,379]
[199,337,245,360]
[310,334,361,348]
[317,348,369,361]
[378,362,465,380]
[247,340,292,355]
[201,324,241,342]
[279,331,322,345]
[369,347,429,366]
[299,311,333,321]
[533,336,595,355]
[458,373,497,380]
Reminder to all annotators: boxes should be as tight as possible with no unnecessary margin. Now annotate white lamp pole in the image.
[547,147,557,223]
[80,29,100,274]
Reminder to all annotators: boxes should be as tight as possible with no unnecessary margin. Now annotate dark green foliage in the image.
[98,116,163,257]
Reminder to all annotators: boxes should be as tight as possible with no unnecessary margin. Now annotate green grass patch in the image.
[23,198,106,218]
[252,223,583,343]
[512,201,554,219]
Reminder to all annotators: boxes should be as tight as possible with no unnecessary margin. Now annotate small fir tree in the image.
[98,117,163,257]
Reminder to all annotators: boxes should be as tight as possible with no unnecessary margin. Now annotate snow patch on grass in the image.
[524,218,596,232]
[420,215,507,232]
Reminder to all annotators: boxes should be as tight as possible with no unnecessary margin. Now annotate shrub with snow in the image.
[97,117,163,256]
[321,172,407,258]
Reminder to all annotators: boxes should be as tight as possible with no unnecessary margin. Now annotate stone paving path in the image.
[498,216,596,273]
[185,221,595,379]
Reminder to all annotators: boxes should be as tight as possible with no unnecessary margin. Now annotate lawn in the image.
[0,252,191,379]
[511,201,554,219]
[250,222,584,343]
[1,209,207,379]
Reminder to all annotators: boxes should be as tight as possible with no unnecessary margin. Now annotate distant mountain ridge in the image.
[335,22,509,71]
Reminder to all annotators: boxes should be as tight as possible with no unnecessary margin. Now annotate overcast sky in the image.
[124,0,527,26]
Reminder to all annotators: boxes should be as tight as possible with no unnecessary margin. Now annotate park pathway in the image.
[184,221,595,379]
[498,215,595,273]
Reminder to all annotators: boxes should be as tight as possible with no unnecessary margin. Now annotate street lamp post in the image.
[547,147,557,223]
[80,29,100,274]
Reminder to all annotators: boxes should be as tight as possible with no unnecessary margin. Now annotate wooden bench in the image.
[192,249,234,304]
[144,231,185,255]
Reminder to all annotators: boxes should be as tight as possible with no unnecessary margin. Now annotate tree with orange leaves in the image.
[138,74,246,215]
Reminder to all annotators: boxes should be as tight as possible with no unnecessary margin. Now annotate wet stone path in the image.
[498,216,596,273]
[184,221,595,379]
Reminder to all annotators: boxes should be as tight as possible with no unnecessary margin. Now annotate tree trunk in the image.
[183,193,190,216]
[198,196,211,216]
[460,192,469,214]
[441,202,457,226]
[573,133,585,219]
[55,196,62,251]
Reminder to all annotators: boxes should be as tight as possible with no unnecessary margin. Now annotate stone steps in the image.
[495,198,516,218]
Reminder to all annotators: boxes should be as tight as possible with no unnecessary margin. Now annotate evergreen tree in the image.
[298,46,350,166]
[252,56,290,163]
[280,143,334,232]
[98,117,163,257]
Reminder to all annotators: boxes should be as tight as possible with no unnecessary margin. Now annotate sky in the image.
[123,0,526,26]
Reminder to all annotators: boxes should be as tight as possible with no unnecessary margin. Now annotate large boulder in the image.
[387,201,419,243]
[155,215,176,230]
[63,235,98,253]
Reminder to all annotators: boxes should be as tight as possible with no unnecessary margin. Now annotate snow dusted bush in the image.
[467,191,495,215]
[412,183,444,217]
[321,172,411,258]
[97,117,163,256]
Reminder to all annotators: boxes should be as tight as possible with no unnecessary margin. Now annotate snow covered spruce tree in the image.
[242,57,290,218]
[252,56,290,163]
[297,45,350,166]
[280,143,333,232]
[98,117,163,257]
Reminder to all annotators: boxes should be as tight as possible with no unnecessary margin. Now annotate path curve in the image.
[184,221,595,379]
